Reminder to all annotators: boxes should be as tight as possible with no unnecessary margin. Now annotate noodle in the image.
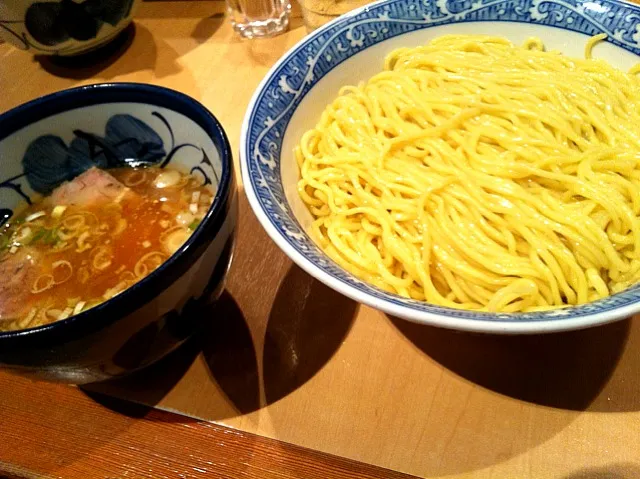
[91,245,113,271]
[32,275,54,294]
[134,251,167,278]
[123,170,147,187]
[296,34,640,312]
[52,260,73,284]
[585,33,607,60]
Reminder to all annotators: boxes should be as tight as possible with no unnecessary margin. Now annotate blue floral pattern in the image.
[0,111,218,225]
[244,0,640,325]
[22,114,167,194]
[0,0,134,53]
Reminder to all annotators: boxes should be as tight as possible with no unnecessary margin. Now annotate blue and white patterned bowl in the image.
[0,83,237,383]
[241,0,640,334]
[0,0,141,56]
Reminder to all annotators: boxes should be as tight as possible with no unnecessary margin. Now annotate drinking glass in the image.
[298,0,372,31]
[225,0,291,38]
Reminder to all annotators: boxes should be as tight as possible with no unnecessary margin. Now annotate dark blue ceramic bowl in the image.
[0,83,237,383]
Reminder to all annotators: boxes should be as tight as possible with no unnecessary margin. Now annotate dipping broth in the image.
[0,166,215,332]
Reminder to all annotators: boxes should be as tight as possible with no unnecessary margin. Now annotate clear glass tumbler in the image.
[298,0,373,31]
[225,0,291,38]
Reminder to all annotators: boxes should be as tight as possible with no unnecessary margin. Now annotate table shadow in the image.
[138,0,225,19]
[84,263,358,421]
[200,290,261,415]
[82,290,250,419]
[81,326,203,421]
[36,23,136,79]
[198,263,358,413]
[36,22,182,81]
[390,316,636,412]
[562,463,640,479]
[192,12,225,44]
[262,264,359,406]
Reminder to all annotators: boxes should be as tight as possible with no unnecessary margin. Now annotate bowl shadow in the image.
[35,22,183,81]
[82,288,262,421]
[83,262,358,421]
[389,315,638,412]
[192,12,225,45]
[200,290,262,415]
[198,262,359,415]
[36,23,137,79]
[262,264,359,406]
[81,324,204,421]
[562,463,640,479]
[199,192,359,415]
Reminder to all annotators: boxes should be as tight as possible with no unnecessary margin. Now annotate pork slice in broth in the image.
[0,248,41,322]
[51,167,135,206]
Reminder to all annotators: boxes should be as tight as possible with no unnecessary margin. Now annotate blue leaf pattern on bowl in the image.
[67,136,110,171]
[22,113,167,194]
[105,114,166,164]
[3,106,216,226]
[23,0,134,46]
[22,135,78,195]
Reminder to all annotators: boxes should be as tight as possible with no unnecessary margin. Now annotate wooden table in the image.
[1,2,640,478]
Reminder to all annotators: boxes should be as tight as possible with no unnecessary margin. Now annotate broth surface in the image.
[0,166,214,331]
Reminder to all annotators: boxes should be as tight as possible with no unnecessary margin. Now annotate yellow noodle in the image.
[584,33,607,60]
[296,34,640,312]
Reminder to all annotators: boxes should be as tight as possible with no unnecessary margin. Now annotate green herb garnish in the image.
[44,227,59,245]
[29,228,48,244]
[27,227,59,246]
[188,219,201,231]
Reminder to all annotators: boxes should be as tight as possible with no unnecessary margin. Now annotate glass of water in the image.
[298,0,372,31]
[225,0,291,38]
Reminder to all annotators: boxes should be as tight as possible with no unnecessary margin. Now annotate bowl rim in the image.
[0,82,233,345]
[241,0,640,334]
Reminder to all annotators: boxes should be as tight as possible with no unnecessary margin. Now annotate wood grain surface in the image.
[1,1,640,478]
[0,372,416,479]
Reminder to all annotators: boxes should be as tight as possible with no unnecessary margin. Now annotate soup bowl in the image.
[0,0,141,56]
[241,0,640,334]
[0,83,236,383]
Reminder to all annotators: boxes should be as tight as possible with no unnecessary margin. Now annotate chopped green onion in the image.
[188,219,201,231]
[0,235,8,250]
[44,227,59,245]
[26,227,59,246]
[29,228,48,244]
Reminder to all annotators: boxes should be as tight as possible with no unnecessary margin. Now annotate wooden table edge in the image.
[0,372,417,479]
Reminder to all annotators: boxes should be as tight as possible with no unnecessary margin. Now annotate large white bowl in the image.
[241,0,640,334]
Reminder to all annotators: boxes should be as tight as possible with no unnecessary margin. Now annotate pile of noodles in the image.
[296,34,640,313]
